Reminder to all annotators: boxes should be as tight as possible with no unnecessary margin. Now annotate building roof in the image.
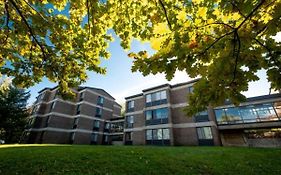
[125,79,199,100]
[223,93,281,106]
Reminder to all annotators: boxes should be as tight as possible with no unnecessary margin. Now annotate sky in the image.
[27,32,281,106]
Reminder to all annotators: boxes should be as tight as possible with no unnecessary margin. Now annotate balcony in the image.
[146,99,167,107]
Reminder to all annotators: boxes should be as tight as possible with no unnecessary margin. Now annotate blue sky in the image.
[27,32,281,105]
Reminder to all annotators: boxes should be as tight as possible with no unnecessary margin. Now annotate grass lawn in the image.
[0,145,281,175]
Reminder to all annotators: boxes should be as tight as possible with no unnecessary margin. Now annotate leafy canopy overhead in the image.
[1,0,281,114]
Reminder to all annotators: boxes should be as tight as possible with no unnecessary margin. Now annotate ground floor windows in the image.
[197,127,213,139]
[91,133,98,144]
[146,128,170,145]
[197,127,214,146]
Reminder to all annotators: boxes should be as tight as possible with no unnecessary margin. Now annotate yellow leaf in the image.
[153,23,170,35]
[177,10,187,22]
[193,0,203,5]
[184,21,191,28]
[195,18,202,26]
[198,7,208,20]
[150,37,162,50]
[212,8,221,17]
[232,12,241,20]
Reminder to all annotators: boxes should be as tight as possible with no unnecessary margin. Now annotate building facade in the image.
[23,86,123,145]
[124,80,221,146]
[214,94,281,147]
[124,80,281,147]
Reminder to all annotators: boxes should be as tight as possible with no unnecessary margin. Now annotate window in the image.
[97,96,104,105]
[76,105,81,115]
[187,86,194,93]
[224,107,242,122]
[93,120,100,128]
[239,106,257,122]
[146,90,167,107]
[146,94,152,103]
[79,92,84,101]
[96,107,102,117]
[194,111,209,122]
[126,116,134,128]
[91,133,98,142]
[197,127,213,139]
[145,108,169,125]
[105,122,110,129]
[128,101,134,109]
[145,111,152,120]
[73,118,79,129]
[214,109,227,124]
[146,128,170,145]
[255,103,277,120]
[50,102,56,112]
[104,135,108,142]
[146,130,152,140]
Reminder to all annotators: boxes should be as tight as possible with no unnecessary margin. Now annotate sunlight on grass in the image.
[0,144,69,149]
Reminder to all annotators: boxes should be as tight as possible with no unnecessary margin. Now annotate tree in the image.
[1,0,281,114]
[0,85,30,143]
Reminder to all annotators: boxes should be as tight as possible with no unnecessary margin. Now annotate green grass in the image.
[0,145,281,175]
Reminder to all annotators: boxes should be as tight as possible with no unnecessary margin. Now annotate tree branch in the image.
[9,0,47,63]
[158,0,172,30]
[230,30,241,85]
[86,0,91,35]
[236,0,265,29]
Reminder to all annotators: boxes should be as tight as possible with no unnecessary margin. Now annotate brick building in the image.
[124,79,221,146]
[124,79,281,147]
[23,86,123,145]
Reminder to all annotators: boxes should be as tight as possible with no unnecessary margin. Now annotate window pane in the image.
[163,129,170,139]
[161,91,167,100]
[161,108,168,118]
[214,109,227,124]
[152,129,158,140]
[255,103,278,121]
[146,130,152,140]
[146,111,152,120]
[155,92,161,101]
[203,127,213,139]
[151,93,156,102]
[146,94,152,103]
[157,129,163,140]
[239,106,257,123]
[225,107,242,122]
[156,109,162,119]
[197,127,213,139]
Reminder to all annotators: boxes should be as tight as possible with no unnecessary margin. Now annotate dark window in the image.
[97,96,104,106]
[145,108,169,125]
[93,120,100,131]
[194,111,209,122]
[91,133,98,144]
[95,107,102,117]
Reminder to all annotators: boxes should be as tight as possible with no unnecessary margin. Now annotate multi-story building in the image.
[124,79,221,146]
[124,79,281,147]
[23,86,123,145]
